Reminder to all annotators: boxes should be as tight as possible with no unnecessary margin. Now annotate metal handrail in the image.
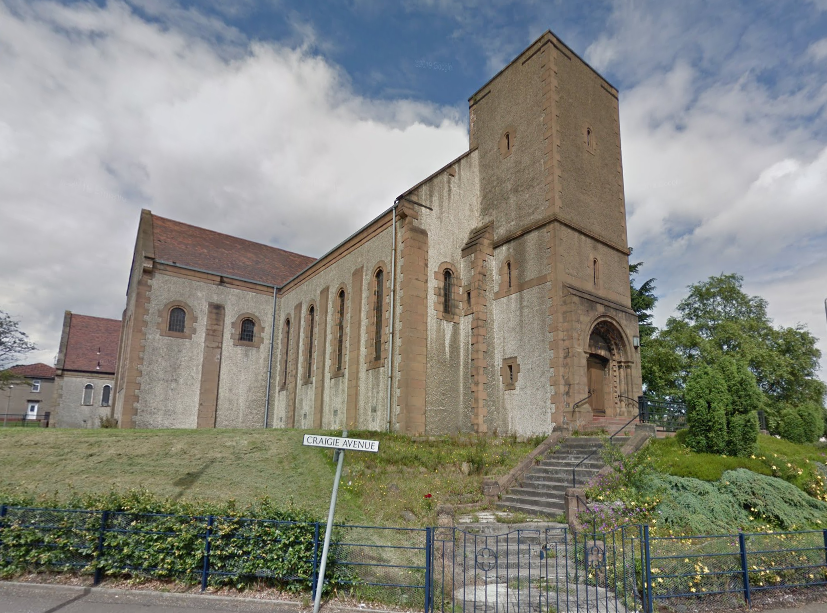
[570,411,641,488]
[571,392,592,413]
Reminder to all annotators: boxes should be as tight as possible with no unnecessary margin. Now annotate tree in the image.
[629,255,660,392]
[0,310,36,390]
[629,257,657,341]
[684,363,728,454]
[642,274,826,426]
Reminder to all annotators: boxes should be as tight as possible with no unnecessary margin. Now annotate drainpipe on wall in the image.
[264,286,277,428]
[386,202,398,432]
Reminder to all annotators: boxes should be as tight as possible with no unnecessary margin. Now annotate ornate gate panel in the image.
[430,525,645,613]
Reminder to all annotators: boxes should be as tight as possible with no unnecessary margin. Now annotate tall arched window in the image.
[168,307,186,333]
[593,258,599,286]
[240,318,255,343]
[306,306,315,377]
[443,269,453,314]
[281,319,291,387]
[506,261,512,289]
[336,290,345,372]
[374,269,384,362]
[82,383,94,406]
[101,385,112,407]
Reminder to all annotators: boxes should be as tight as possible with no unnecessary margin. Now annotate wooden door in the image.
[587,357,605,417]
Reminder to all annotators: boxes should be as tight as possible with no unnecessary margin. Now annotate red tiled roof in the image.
[8,363,56,378]
[63,314,121,374]
[152,215,316,287]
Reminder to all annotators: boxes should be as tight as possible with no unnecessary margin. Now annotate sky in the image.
[0,0,826,383]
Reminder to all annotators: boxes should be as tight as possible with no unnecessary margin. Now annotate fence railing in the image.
[4,503,827,612]
[0,412,50,427]
[638,396,686,432]
[0,505,428,608]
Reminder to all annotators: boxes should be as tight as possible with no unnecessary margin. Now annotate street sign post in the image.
[306,430,379,613]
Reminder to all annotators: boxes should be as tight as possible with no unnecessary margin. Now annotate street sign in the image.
[308,430,379,613]
[303,434,379,453]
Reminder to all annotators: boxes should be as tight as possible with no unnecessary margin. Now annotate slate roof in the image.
[63,314,121,374]
[7,363,56,378]
[152,215,316,287]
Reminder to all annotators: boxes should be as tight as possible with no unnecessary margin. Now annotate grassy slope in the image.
[647,432,827,498]
[0,428,540,526]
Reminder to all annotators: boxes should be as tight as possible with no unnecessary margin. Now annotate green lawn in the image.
[0,428,540,526]
[647,431,827,500]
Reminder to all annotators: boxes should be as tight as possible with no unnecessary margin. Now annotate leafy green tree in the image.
[685,363,728,454]
[0,310,36,390]
[778,406,807,444]
[642,274,826,425]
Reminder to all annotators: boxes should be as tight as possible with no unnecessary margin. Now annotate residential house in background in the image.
[54,312,121,428]
[1,363,56,425]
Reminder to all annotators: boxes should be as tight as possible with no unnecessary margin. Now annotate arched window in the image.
[586,128,591,148]
[336,290,345,372]
[506,261,512,289]
[306,306,315,377]
[443,269,453,314]
[82,383,94,406]
[281,319,291,387]
[101,385,112,407]
[593,258,599,286]
[168,307,186,333]
[240,318,255,343]
[374,269,384,362]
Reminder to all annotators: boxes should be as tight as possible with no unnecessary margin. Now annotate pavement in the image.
[2,582,827,613]
[0,582,320,613]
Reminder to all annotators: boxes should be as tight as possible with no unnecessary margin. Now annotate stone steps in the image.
[495,437,612,516]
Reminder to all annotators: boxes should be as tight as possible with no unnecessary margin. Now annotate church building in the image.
[112,31,642,436]
[270,31,641,437]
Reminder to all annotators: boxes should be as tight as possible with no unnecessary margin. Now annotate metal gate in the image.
[430,525,647,613]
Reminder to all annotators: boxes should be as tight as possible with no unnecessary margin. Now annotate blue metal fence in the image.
[4,503,827,612]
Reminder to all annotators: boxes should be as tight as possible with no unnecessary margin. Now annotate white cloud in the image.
[809,37,827,61]
[604,1,827,382]
[0,0,468,365]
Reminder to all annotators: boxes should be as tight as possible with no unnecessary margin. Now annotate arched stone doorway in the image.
[586,319,634,418]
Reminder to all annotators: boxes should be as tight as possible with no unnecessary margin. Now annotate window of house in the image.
[443,269,453,314]
[31,379,41,393]
[82,383,94,406]
[101,385,112,407]
[281,319,291,387]
[374,269,384,362]
[240,318,255,343]
[306,306,315,377]
[168,307,186,333]
[336,290,345,372]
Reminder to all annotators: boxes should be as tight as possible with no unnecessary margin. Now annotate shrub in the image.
[719,468,827,530]
[728,412,759,458]
[684,364,728,454]
[796,402,824,444]
[779,406,807,444]
[650,474,750,534]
